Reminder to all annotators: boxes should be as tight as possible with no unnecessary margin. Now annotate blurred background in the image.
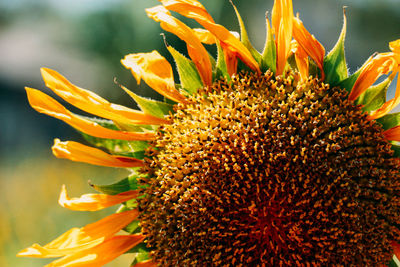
[1,0,400,266]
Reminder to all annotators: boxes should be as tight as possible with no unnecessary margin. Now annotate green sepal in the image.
[167,45,204,95]
[389,254,400,267]
[261,15,276,74]
[231,1,262,66]
[130,244,151,266]
[90,174,143,195]
[78,116,149,154]
[355,77,390,112]
[376,112,400,130]
[337,67,362,93]
[215,41,230,81]
[391,144,400,157]
[123,90,173,119]
[124,220,141,234]
[323,10,348,86]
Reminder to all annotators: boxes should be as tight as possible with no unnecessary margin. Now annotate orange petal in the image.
[348,52,397,101]
[392,241,400,260]
[160,0,260,73]
[146,6,212,86]
[40,68,168,125]
[292,40,309,80]
[121,51,186,103]
[383,125,400,141]
[46,235,145,267]
[59,185,139,211]
[292,16,325,78]
[272,0,294,75]
[52,139,144,168]
[26,88,156,141]
[17,209,139,258]
[134,260,158,267]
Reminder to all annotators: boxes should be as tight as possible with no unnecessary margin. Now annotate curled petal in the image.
[192,28,216,44]
[146,6,212,86]
[348,53,397,101]
[46,235,145,267]
[52,139,144,168]
[292,17,325,78]
[192,28,240,45]
[40,68,168,125]
[160,0,260,73]
[59,185,139,211]
[292,40,309,81]
[272,0,294,75]
[26,88,156,141]
[121,51,186,103]
[17,209,139,258]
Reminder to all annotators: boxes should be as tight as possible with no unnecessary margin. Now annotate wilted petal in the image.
[59,185,139,211]
[52,139,144,168]
[292,17,325,78]
[159,0,260,73]
[40,68,168,125]
[121,51,186,103]
[146,6,212,86]
[348,53,397,101]
[292,40,309,80]
[17,210,139,258]
[46,235,145,267]
[26,88,156,141]
[272,0,294,75]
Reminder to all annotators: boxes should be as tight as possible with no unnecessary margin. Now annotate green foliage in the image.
[90,174,143,195]
[323,11,348,85]
[337,68,362,93]
[261,16,276,73]
[215,41,230,81]
[129,244,151,266]
[167,45,204,95]
[376,112,400,130]
[121,87,174,118]
[231,1,262,66]
[356,78,390,112]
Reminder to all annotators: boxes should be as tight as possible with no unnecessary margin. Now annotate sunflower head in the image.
[18,0,400,266]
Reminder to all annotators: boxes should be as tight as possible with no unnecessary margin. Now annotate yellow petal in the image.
[26,88,156,141]
[272,0,294,75]
[292,16,325,78]
[192,28,216,44]
[17,209,139,258]
[59,185,139,211]
[40,68,168,125]
[52,139,144,168]
[121,51,186,103]
[160,0,260,73]
[46,235,145,267]
[348,53,397,101]
[146,6,212,86]
[292,40,309,81]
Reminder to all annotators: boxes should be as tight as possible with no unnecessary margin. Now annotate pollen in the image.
[139,71,400,266]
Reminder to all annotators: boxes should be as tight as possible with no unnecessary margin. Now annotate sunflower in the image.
[17,0,400,266]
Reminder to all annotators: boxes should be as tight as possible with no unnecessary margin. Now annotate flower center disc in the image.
[139,71,400,266]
